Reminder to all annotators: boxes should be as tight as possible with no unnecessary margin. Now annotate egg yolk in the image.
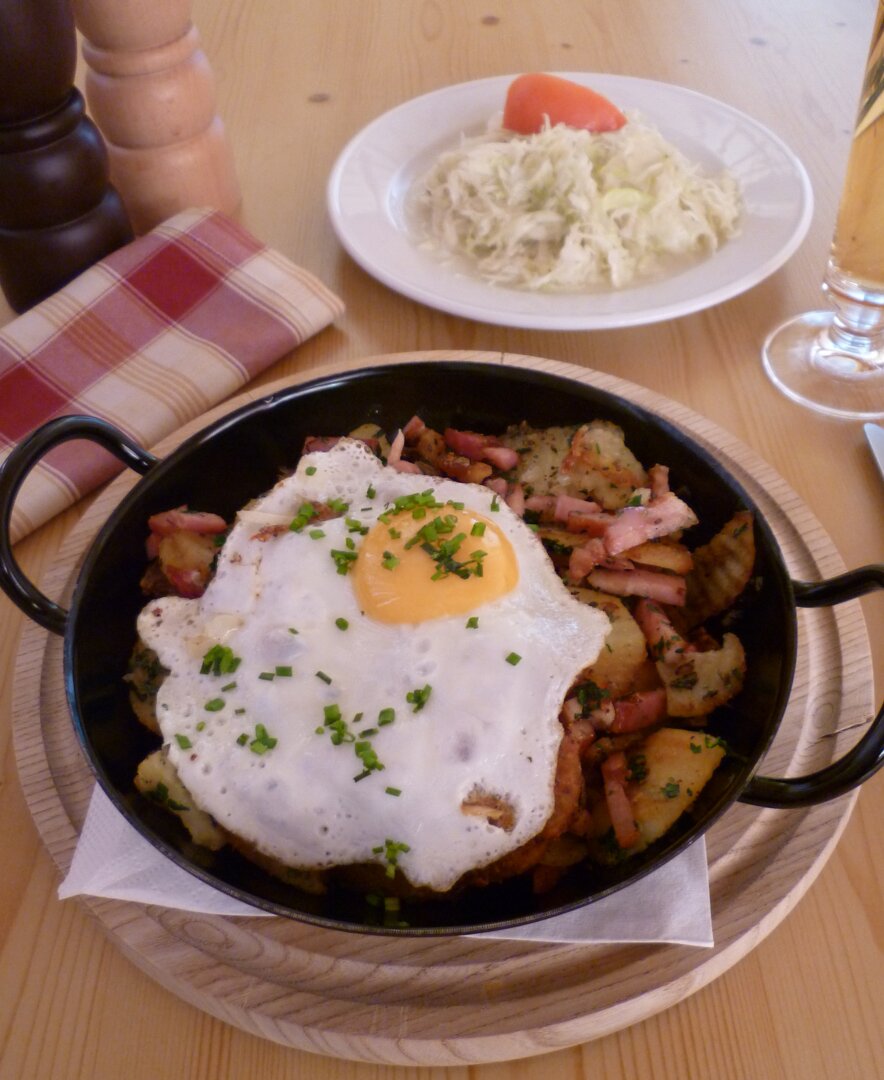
[353,507,518,623]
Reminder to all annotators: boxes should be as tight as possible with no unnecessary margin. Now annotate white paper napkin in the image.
[59,785,713,945]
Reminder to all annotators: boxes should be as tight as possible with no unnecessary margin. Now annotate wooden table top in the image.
[1,2,881,1078]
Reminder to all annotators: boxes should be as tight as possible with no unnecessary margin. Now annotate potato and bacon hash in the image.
[128,415,755,898]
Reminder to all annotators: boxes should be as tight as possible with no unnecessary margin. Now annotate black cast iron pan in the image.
[1,361,882,934]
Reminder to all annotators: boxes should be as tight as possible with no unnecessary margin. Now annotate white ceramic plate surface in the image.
[327,73,813,331]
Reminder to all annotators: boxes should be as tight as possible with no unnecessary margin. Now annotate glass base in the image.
[762,310,884,420]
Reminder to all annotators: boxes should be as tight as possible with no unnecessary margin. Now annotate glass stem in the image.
[821,260,884,367]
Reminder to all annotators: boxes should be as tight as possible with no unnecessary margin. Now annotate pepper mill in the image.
[73,0,242,234]
[0,0,134,312]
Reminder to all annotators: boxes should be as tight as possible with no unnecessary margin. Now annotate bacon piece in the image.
[525,494,557,518]
[611,688,668,733]
[482,445,520,471]
[444,427,519,471]
[648,464,670,498]
[164,566,208,598]
[567,538,608,582]
[302,435,341,453]
[386,431,421,473]
[402,415,426,442]
[554,493,602,522]
[601,752,640,849]
[147,507,228,537]
[586,567,687,606]
[603,492,698,555]
[566,511,614,536]
[302,434,380,455]
[506,482,526,516]
[444,427,489,461]
[634,598,692,664]
[387,429,405,465]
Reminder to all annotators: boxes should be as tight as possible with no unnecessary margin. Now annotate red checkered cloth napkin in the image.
[0,208,344,544]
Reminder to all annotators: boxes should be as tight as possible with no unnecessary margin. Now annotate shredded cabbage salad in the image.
[410,113,743,290]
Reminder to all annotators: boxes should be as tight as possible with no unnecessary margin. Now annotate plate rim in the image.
[327,72,815,330]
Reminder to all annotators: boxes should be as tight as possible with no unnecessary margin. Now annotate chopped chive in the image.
[275,665,292,677]
[308,528,326,539]
[366,484,376,499]
[470,521,486,537]
[331,548,358,574]
[305,465,317,475]
[288,627,299,635]
[324,703,342,723]
[221,681,237,692]
[200,644,241,676]
[378,707,395,726]
[385,786,402,797]
[335,617,349,631]
[381,551,399,570]
[406,684,432,712]
[204,698,225,712]
[289,503,318,532]
[466,616,479,629]
[236,733,248,746]
[234,707,246,715]
[505,651,522,666]
[316,670,332,684]
[175,734,192,749]
[358,727,379,738]
[196,721,206,731]
[258,671,275,681]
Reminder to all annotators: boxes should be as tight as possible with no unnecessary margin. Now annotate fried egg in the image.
[138,439,610,892]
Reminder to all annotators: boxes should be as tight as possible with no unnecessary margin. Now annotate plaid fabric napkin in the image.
[0,208,344,544]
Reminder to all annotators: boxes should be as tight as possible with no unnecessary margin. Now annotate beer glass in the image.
[763,3,884,420]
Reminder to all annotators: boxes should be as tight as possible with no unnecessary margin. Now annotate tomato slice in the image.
[502,73,627,135]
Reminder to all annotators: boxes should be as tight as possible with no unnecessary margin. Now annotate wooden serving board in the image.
[12,352,874,1066]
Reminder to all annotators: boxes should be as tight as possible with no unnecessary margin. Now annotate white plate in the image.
[327,73,814,331]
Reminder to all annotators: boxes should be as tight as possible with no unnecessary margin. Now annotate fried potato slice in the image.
[124,642,166,734]
[621,539,694,575]
[560,420,649,509]
[628,728,726,846]
[681,510,755,628]
[500,420,648,510]
[657,632,746,718]
[135,748,226,850]
[571,586,655,697]
[588,728,726,860]
[500,422,578,493]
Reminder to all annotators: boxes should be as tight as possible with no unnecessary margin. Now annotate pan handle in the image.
[0,416,157,636]
[739,566,884,808]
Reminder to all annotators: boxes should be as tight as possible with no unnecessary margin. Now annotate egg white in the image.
[138,439,610,892]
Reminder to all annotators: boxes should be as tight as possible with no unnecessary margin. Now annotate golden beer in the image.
[830,2,884,291]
